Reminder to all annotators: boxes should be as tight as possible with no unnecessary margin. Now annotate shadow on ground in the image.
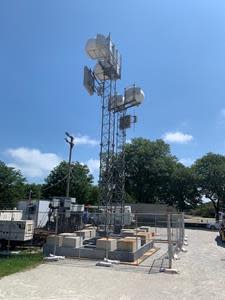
[215,235,225,248]
[148,254,169,274]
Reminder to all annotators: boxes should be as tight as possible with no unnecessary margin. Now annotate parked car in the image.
[206,221,221,230]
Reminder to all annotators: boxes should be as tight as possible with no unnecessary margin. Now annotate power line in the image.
[42,174,69,192]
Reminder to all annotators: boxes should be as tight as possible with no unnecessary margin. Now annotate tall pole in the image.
[65,132,75,198]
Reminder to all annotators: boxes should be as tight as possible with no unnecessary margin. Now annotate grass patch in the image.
[0,252,43,278]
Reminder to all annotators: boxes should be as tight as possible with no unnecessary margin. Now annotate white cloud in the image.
[7,147,62,178]
[179,158,195,167]
[86,159,100,174]
[75,135,98,146]
[163,131,193,144]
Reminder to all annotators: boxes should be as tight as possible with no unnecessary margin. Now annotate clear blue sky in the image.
[0,0,225,183]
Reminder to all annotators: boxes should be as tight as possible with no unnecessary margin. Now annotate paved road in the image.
[0,229,225,300]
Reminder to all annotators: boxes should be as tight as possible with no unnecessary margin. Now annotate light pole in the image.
[65,132,75,198]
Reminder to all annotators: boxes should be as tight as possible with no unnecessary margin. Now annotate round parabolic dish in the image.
[85,34,109,60]
[124,86,145,106]
[94,63,110,81]
[109,95,124,111]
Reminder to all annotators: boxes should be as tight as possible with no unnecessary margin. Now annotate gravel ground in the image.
[0,229,225,300]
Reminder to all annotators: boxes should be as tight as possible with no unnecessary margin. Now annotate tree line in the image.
[1,137,225,219]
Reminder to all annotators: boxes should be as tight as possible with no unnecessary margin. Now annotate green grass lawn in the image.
[0,253,43,278]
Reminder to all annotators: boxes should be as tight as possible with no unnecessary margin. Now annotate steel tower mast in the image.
[84,34,145,230]
[84,34,121,213]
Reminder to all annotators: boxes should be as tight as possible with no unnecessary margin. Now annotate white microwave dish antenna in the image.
[85,34,109,60]
[109,94,124,112]
[124,86,145,107]
[94,63,110,81]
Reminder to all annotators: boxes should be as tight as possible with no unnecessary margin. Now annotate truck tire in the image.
[210,225,216,230]
[0,240,7,250]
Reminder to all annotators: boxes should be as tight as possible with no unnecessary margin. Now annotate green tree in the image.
[190,202,215,218]
[167,163,201,210]
[124,138,178,203]
[24,183,42,200]
[87,185,100,205]
[0,161,26,209]
[42,161,94,204]
[193,153,225,220]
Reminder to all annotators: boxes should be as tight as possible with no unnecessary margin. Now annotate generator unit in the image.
[0,210,34,249]
[17,200,50,228]
[49,197,84,233]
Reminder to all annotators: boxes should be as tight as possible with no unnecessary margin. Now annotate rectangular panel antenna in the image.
[83,66,95,96]
[119,115,132,130]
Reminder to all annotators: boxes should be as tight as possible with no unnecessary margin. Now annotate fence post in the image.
[136,213,139,265]
[182,212,185,246]
[7,212,14,256]
[53,209,59,256]
[167,213,172,269]
[176,215,179,247]
[154,215,157,234]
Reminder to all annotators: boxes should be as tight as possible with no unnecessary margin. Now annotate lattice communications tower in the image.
[84,34,144,227]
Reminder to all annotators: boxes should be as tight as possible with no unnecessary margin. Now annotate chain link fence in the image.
[130,212,184,270]
[0,209,184,272]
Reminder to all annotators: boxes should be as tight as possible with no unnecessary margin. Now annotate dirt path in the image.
[0,229,225,300]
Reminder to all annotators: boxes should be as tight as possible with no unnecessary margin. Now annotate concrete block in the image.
[46,235,63,247]
[75,230,91,240]
[90,229,96,238]
[125,237,141,249]
[43,239,155,262]
[121,230,136,237]
[117,238,137,252]
[62,236,83,248]
[86,228,96,238]
[87,226,96,230]
[139,226,152,233]
[96,238,117,251]
[59,233,77,239]
[59,232,76,236]
[121,228,134,233]
[136,232,152,245]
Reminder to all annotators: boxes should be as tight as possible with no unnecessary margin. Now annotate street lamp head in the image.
[65,137,75,147]
[65,132,71,138]
[65,132,75,142]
